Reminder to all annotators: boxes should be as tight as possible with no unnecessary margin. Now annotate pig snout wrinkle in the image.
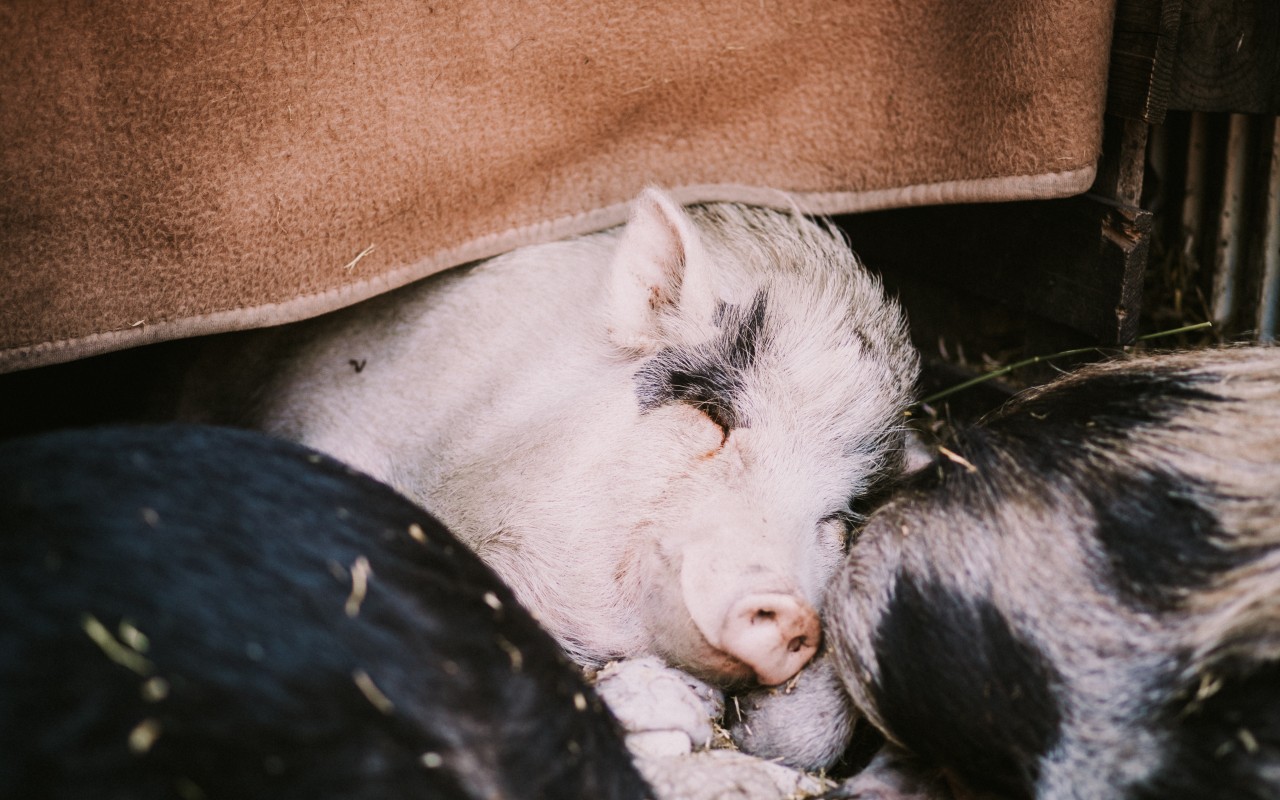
[721,593,820,686]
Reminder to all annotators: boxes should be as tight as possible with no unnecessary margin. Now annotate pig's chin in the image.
[681,649,762,690]
[652,633,762,690]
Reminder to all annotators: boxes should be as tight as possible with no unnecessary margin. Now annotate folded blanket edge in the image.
[0,165,1095,374]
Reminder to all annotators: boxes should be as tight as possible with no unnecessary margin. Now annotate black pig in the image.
[0,425,649,800]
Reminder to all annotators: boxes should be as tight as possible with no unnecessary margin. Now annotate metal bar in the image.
[1210,114,1251,331]
[1179,112,1208,303]
[1258,121,1280,343]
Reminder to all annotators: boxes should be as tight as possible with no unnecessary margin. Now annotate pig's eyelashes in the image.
[665,377,734,440]
[691,401,732,442]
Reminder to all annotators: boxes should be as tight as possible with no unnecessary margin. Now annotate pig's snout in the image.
[720,593,820,686]
[678,540,822,686]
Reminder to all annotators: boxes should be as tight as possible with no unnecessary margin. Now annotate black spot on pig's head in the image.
[1081,468,1251,613]
[869,572,1062,800]
[940,364,1253,613]
[634,291,768,432]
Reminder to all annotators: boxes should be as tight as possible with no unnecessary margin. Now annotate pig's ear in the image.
[608,188,716,354]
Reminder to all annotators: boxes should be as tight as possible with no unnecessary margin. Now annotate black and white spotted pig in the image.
[0,425,649,800]
[734,347,1280,800]
[180,188,919,691]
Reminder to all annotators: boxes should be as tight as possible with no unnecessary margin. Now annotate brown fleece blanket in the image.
[0,0,1116,372]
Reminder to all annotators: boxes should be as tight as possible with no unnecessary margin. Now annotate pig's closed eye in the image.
[689,400,731,441]
[667,370,734,439]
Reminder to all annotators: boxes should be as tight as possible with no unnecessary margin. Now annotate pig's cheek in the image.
[629,532,756,685]
[827,527,908,729]
[626,527,699,639]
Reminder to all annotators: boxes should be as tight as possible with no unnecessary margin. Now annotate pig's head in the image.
[824,350,1280,800]
[586,188,919,688]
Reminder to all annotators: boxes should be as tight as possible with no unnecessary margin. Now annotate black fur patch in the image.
[1082,468,1248,612]
[1131,658,1280,800]
[919,365,1250,612]
[870,573,1062,800]
[633,291,768,431]
[0,426,648,800]
[1002,366,1219,435]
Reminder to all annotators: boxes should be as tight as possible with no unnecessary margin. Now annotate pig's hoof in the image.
[593,657,725,752]
[728,653,857,771]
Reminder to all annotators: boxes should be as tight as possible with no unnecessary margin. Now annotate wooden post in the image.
[1107,0,1183,124]
[1168,0,1280,114]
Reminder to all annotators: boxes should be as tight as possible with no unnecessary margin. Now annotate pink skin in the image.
[719,592,820,686]
[637,531,823,688]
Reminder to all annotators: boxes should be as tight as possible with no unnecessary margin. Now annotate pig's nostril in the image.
[721,593,821,686]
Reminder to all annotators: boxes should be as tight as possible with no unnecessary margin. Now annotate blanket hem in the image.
[1,165,1095,373]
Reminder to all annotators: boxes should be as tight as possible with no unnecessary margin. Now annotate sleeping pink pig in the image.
[180,188,919,691]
